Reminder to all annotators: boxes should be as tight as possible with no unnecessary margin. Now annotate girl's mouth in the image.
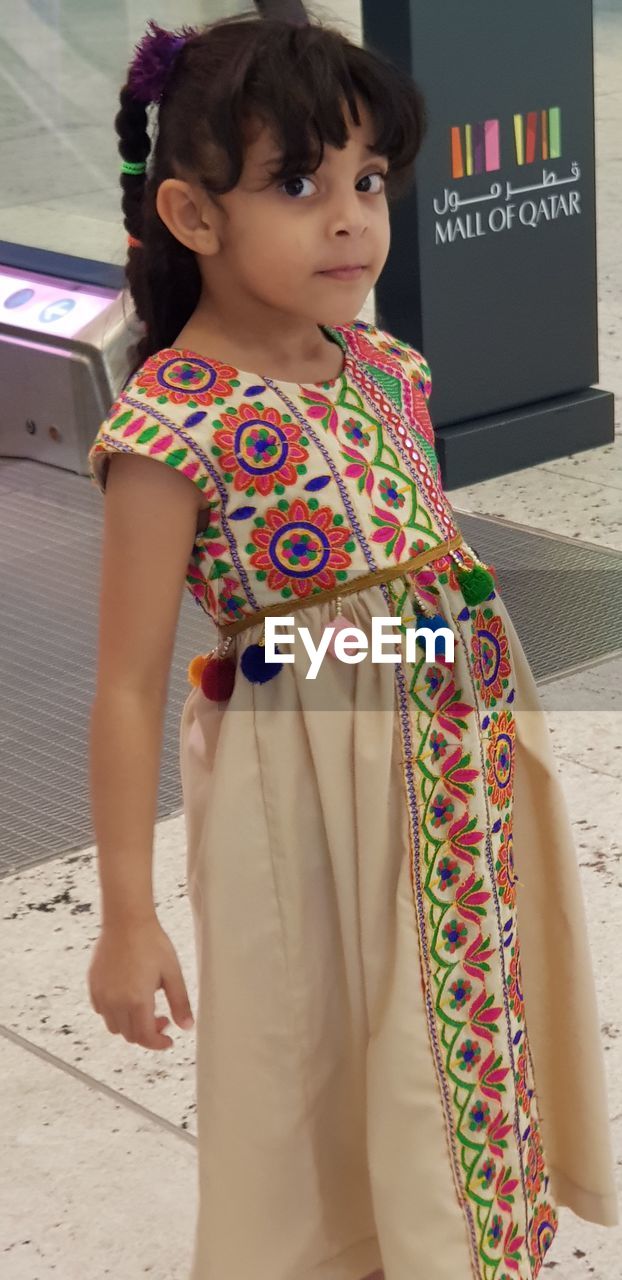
[318,265,366,280]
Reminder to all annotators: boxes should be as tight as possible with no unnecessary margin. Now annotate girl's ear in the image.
[155,179,220,256]
[254,0,309,23]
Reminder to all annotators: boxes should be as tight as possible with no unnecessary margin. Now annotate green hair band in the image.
[121,159,147,176]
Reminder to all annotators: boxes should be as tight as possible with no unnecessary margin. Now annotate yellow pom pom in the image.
[188,653,210,687]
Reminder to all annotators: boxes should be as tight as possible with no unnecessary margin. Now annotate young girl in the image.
[86,7,618,1279]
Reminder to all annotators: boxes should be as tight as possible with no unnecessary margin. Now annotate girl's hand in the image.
[87,917,195,1050]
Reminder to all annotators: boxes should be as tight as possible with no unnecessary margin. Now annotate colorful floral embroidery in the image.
[496,818,517,907]
[212,402,309,495]
[525,1127,546,1204]
[134,349,239,406]
[507,943,525,1023]
[90,403,217,499]
[515,1040,531,1116]
[472,608,513,707]
[486,711,516,810]
[387,563,558,1278]
[378,475,407,509]
[248,496,355,598]
[343,416,370,447]
[89,322,461,625]
[530,1204,557,1268]
[437,855,462,891]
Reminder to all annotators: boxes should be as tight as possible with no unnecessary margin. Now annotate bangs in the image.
[188,19,427,199]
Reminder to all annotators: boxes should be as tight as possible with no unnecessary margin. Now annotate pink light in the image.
[1,266,116,339]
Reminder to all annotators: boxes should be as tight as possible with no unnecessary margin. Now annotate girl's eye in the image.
[358,171,388,194]
[278,176,316,199]
[278,170,388,199]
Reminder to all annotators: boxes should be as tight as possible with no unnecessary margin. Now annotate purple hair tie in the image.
[127,18,198,105]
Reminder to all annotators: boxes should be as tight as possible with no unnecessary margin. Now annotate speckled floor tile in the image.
[542,1183,622,1280]
[534,657,622,773]
[534,655,622,713]
[537,750,622,1280]
[554,755,621,890]
[0,815,199,1135]
[0,1034,196,1279]
[544,710,622,780]
[536,439,622,493]
[448,468,622,549]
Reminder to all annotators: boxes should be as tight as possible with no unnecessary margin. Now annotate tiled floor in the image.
[0,5,620,1280]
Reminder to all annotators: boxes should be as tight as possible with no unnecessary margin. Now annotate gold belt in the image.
[217,530,465,639]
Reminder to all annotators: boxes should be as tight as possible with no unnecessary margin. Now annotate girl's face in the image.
[197,100,391,325]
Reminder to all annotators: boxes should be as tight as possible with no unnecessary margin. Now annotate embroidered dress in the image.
[89,321,617,1280]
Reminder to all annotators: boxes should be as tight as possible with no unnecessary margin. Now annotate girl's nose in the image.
[329,194,368,236]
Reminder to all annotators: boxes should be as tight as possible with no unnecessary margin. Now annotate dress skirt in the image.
[179,567,618,1280]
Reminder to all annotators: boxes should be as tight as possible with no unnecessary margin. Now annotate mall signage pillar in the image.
[361,0,614,487]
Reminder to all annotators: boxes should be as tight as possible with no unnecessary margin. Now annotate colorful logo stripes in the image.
[513,107,561,165]
[450,120,500,179]
[450,108,561,178]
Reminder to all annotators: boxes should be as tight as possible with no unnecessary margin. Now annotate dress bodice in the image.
[88,320,460,628]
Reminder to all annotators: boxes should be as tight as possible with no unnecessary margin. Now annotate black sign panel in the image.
[362,0,612,479]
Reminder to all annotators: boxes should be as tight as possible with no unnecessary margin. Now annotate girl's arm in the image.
[89,452,203,927]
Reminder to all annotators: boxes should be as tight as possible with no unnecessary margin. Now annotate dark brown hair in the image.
[116,7,428,371]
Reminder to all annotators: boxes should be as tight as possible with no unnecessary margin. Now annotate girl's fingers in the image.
[112,1009,133,1042]
[99,1007,171,1048]
[161,963,194,1031]
[128,1005,173,1050]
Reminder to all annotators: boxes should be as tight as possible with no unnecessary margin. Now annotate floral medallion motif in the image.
[134,350,239,406]
[472,608,513,706]
[213,403,309,494]
[248,497,355,598]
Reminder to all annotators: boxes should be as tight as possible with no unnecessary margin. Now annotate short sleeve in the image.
[359,321,432,399]
[386,332,433,402]
[88,349,220,509]
[409,348,432,401]
[362,323,436,452]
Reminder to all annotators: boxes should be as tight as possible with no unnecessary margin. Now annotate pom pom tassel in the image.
[240,637,283,685]
[187,638,236,702]
[325,594,355,660]
[326,616,354,658]
[201,657,236,702]
[450,546,496,605]
[456,564,495,605]
[414,613,453,662]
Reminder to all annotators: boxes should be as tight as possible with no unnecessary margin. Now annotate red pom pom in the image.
[200,657,236,702]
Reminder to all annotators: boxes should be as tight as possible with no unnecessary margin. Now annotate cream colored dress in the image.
[89,320,618,1280]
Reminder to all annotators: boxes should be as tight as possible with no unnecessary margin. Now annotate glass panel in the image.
[0,1,247,265]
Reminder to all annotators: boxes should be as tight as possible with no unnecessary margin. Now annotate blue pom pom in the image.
[240,643,283,684]
[415,613,451,657]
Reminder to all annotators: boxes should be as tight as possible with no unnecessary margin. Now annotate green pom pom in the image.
[456,564,495,605]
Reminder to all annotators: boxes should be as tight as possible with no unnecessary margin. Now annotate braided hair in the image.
[115,3,427,373]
